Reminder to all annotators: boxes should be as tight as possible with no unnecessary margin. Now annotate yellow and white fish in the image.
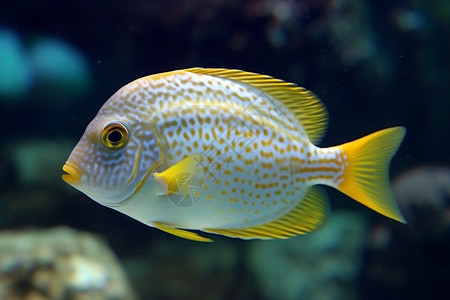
[62,68,406,242]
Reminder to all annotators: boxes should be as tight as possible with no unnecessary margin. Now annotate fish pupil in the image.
[108,130,122,144]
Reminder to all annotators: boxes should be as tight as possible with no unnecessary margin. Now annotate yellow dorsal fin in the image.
[154,221,213,242]
[205,187,329,239]
[185,68,328,144]
[153,154,202,194]
[336,127,406,223]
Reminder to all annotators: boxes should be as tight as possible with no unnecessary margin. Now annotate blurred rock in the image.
[362,166,450,300]
[0,27,90,105]
[0,28,32,101]
[29,37,91,102]
[393,167,450,219]
[0,227,137,300]
[0,139,77,228]
[247,212,368,300]
[4,139,74,188]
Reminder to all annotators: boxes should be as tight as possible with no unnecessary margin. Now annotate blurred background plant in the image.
[0,0,449,299]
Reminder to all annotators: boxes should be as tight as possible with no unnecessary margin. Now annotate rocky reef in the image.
[0,227,136,300]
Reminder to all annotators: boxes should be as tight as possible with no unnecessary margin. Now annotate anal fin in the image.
[154,221,213,242]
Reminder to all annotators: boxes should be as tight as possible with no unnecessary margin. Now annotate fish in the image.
[62,68,406,242]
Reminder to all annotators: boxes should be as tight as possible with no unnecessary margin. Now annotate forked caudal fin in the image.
[335,127,406,223]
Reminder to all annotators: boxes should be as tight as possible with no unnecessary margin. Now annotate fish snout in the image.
[62,162,81,185]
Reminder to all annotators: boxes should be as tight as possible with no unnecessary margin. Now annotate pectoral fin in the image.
[153,221,213,242]
[153,154,203,195]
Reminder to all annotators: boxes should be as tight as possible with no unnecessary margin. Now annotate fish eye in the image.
[102,122,128,148]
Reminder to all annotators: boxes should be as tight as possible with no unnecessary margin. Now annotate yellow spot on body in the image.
[203,166,209,174]
[275,158,286,164]
[183,132,190,141]
[260,150,273,158]
[224,170,231,176]
[235,166,244,172]
[262,140,272,146]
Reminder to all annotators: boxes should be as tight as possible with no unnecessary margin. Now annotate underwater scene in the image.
[1,0,449,299]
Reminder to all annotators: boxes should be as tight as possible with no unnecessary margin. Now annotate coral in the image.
[0,227,137,300]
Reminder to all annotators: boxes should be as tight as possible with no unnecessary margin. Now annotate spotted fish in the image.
[62,68,406,242]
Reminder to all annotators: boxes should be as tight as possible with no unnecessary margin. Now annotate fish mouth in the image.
[62,162,81,185]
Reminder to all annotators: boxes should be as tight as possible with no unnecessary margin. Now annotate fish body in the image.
[63,68,406,241]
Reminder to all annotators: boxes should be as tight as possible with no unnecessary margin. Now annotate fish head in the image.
[62,112,161,206]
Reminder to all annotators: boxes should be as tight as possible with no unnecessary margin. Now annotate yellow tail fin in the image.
[336,127,406,223]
